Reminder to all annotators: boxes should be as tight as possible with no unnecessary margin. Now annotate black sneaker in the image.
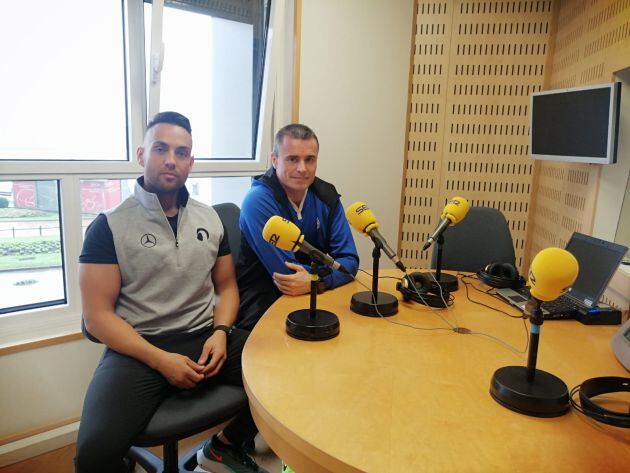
[242,433,270,455]
[241,436,255,456]
[197,435,269,473]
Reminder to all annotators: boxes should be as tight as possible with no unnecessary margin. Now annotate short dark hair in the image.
[273,123,319,155]
[146,111,192,135]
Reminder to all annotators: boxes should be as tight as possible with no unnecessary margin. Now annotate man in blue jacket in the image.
[236,123,359,331]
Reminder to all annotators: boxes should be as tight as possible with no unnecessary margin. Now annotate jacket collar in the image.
[254,167,340,210]
[255,167,292,209]
[134,176,190,211]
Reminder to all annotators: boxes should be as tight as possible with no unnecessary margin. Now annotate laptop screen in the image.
[565,232,628,306]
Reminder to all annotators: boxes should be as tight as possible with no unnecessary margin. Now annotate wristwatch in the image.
[213,324,233,336]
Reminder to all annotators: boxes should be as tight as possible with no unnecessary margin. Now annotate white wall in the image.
[0,339,103,438]
[299,0,414,267]
[592,68,630,244]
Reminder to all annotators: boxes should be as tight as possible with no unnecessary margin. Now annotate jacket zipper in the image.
[174,208,183,250]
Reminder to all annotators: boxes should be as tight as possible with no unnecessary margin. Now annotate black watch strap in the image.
[213,324,232,336]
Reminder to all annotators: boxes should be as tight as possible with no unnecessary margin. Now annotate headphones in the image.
[396,272,453,308]
[477,262,525,289]
[570,377,630,428]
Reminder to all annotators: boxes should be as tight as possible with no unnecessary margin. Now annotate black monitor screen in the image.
[565,233,628,305]
[531,87,612,158]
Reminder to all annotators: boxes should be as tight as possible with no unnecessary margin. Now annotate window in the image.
[79,177,251,233]
[0,1,128,161]
[80,179,136,232]
[0,181,65,314]
[187,176,252,206]
[145,0,270,160]
[0,0,284,347]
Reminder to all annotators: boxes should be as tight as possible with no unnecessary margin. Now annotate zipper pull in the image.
[175,238,179,248]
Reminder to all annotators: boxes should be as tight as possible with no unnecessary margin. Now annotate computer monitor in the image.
[530,82,621,164]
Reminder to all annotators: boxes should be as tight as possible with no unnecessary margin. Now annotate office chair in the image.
[81,203,248,473]
[213,202,242,265]
[430,206,516,272]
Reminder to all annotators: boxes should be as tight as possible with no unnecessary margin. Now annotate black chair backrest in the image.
[430,206,516,272]
[82,319,100,343]
[212,202,241,265]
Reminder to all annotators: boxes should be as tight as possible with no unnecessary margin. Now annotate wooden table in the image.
[242,271,629,472]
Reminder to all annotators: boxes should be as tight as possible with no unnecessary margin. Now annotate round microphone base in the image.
[490,366,570,418]
[350,291,398,317]
[286,309,339,341]
[427,272,459,292]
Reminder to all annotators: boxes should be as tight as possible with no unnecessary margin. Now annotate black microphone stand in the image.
[427,233,459,292]
[350,235,398,317]
[489,298,570,417]
[286,261,340,341]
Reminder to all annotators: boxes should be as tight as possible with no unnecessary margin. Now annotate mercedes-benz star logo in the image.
[141,233,157,248]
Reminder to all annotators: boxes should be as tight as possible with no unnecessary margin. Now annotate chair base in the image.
[128,439,205,473]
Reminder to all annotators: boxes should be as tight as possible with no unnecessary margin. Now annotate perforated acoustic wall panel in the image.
[400,0,553,270]
[526,0,630,262]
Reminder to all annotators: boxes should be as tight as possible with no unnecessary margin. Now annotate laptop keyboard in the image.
[512,288,579,320]
[540,294,581,320]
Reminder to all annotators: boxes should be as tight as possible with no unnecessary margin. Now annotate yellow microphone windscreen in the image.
[346,202,379,234]
[528,248,579,302]
[262,216,303,252]
[441,196,470,225]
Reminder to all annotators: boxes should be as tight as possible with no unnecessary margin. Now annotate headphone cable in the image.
[458,274,527,319]
[352,270,528,354]
[353,272,456,332]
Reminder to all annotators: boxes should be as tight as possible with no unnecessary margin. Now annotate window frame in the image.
[0,0,297,348]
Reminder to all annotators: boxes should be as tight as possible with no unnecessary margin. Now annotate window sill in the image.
[0,331,84,357]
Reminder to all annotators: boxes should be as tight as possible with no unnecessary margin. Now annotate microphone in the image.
[422,196,470,251]
[527,247,579,302]
[262,216,352,275]
[489,247,579,417]
[346,202,406,272]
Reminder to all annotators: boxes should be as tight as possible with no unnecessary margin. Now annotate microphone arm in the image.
[299,240,352,275]
[422,218,451,251]
[370,228,406,272]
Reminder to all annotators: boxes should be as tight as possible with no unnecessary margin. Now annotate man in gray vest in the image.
[75,112,266,473]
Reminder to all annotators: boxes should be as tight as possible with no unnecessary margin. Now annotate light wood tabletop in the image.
[242,271,630,472]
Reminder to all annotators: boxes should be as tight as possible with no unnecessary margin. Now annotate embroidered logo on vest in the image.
[140,233,157,248]
[196,228,210,241]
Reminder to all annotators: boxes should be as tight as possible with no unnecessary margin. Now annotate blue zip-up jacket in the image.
[235,168,359,330]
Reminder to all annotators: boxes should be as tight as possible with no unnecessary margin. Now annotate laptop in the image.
[496,232,628,320]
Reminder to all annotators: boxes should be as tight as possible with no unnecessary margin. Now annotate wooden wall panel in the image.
[401,1,450,266]
[400,0,554,270]
[526,0,630,262]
